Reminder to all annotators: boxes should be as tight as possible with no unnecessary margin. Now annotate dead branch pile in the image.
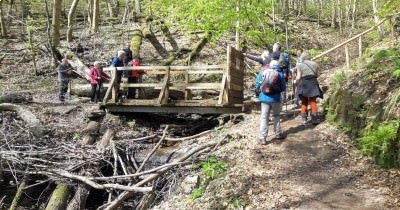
[0,115,225,209]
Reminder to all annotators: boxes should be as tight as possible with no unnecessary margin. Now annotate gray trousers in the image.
[259,102,282,139]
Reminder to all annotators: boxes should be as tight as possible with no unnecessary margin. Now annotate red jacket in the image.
[90,67,111,85]
[128,60,145,78]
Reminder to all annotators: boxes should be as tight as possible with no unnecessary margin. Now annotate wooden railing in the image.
[312,13,400,68]
[102,65,229,106]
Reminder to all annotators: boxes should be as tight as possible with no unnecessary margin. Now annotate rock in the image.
[180,175,200,194]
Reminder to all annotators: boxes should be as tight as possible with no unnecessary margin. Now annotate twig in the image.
[164,129,212,141]
[136,126,169,173]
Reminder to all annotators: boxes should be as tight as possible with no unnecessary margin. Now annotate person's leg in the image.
[127,77,135,99]
[301,96,309,124]
[90,84,97,102]
[59,80,68,101]
[95,84,101,102]
[271,102,284,138]
[132,77,137,99]
[259,102,272,144]
[58,81,65,101]
[309,97,319,125]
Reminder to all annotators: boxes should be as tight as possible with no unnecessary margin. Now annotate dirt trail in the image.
[155,110,397,209]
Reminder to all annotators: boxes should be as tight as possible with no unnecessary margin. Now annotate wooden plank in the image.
[158,67,170,104]
[229,83,244,91]
[186,83,221,90]
[105,105,242,114]
[359,36,362,58]
[102,72,116,104]
[184,71,192,100]
[103,65,225,72]
[228,75,243,86]
[218,74,227,105]
[229,91,243,98]
[170,64,225,70]
[117,83,163,88]
[111,68,118,103]
[146,70,224,76]
[112,100,159,106]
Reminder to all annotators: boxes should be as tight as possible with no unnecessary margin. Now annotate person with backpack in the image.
[296,51,323,125]
[90,61,111,102]
[256,60,286,145]
[126,57,146,99]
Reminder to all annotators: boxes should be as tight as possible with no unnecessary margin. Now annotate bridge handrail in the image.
[312,12,400,61]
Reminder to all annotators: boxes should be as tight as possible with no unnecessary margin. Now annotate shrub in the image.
[357,121,400,168]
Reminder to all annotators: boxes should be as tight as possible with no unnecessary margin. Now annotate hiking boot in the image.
[275,134,286,140]
[301,113,308,125]
[259,138,267,145]
[311,114,319,125]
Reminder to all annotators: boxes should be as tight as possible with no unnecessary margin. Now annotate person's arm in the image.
[245,54,264,65]
[101,71,111,80]
[315,63,320,78]
[111,58,118,67]
[296,65,302,81]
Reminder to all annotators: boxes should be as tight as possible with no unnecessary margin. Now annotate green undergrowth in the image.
[326,46,400,168]
[189,156,227,202]
[357,121,400,168]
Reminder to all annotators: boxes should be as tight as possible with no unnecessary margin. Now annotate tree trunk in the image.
[130,28,142,58]
[142,22,169,59]
[235,4,240,50]
[107,0,114,17]
[302,0,307,15]
[92,0,100,32]
[372,0,384,37]
[121,0,130,24]
[45,184,70,210]
[134,0,141,15]
[331,0,337,28]
[160,23,179,51]
[350,0,358,36]
[67,0,80,42]
[0,0,7,38]
[0,103,43,137]
[186,33,211,65]
[27,26,38,75]
[87,0,93,28]
[52,0,63,47]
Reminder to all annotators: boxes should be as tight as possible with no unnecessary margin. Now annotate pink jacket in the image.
[90,67,110,85]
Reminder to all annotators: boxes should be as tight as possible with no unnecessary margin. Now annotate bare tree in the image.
[52,0,63,47]
[372,0,384,37]
[92,0,99,31]
[0,0,7,37]
[67,0,80,42]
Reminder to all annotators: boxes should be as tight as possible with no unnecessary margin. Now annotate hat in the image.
[117,50,126,57]
[94,61,100,66]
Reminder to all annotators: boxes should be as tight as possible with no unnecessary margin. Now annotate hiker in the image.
[292,47,304,106]
[90,61,111,102]
[123,42,133,65]
[272,42,291,82]
[58,56,74,102]
[256,60,286,144]
[111,50,126,99]
[244,50,271,68]
[126,57,146,99]
[295,51,323,125]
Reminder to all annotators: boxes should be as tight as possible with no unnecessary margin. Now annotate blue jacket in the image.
[255,65,286,103]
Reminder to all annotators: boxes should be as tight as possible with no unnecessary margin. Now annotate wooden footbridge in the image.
[101,46,245,114]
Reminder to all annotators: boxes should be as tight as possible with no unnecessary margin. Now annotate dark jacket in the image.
[297,75,323,98]
[245,54,270,67]
[123,48,133,64]
[58,63,73,81]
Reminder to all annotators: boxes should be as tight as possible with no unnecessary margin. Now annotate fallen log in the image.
[9,176,28,210]
[0,93,33,104]
[67,51,91,81]
[66,126,112,210]
[0,103,43,137]
[186,33,211,64]
[45,184,70,210]
[142,22,168,59]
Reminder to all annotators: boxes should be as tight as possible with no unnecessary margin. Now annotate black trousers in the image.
[59,80,69,101]
[91,83,101,102]
[127,77,137,99]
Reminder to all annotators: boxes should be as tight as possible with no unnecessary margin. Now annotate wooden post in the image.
[358,36,362,58]
[158,67,170,104]
[345,44,350,69]
[111,68,118,103]
[184,70,191,100]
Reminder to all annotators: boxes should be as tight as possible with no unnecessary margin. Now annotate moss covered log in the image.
[45,184,70,210]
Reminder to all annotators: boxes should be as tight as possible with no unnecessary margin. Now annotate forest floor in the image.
[1,20,400,209]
